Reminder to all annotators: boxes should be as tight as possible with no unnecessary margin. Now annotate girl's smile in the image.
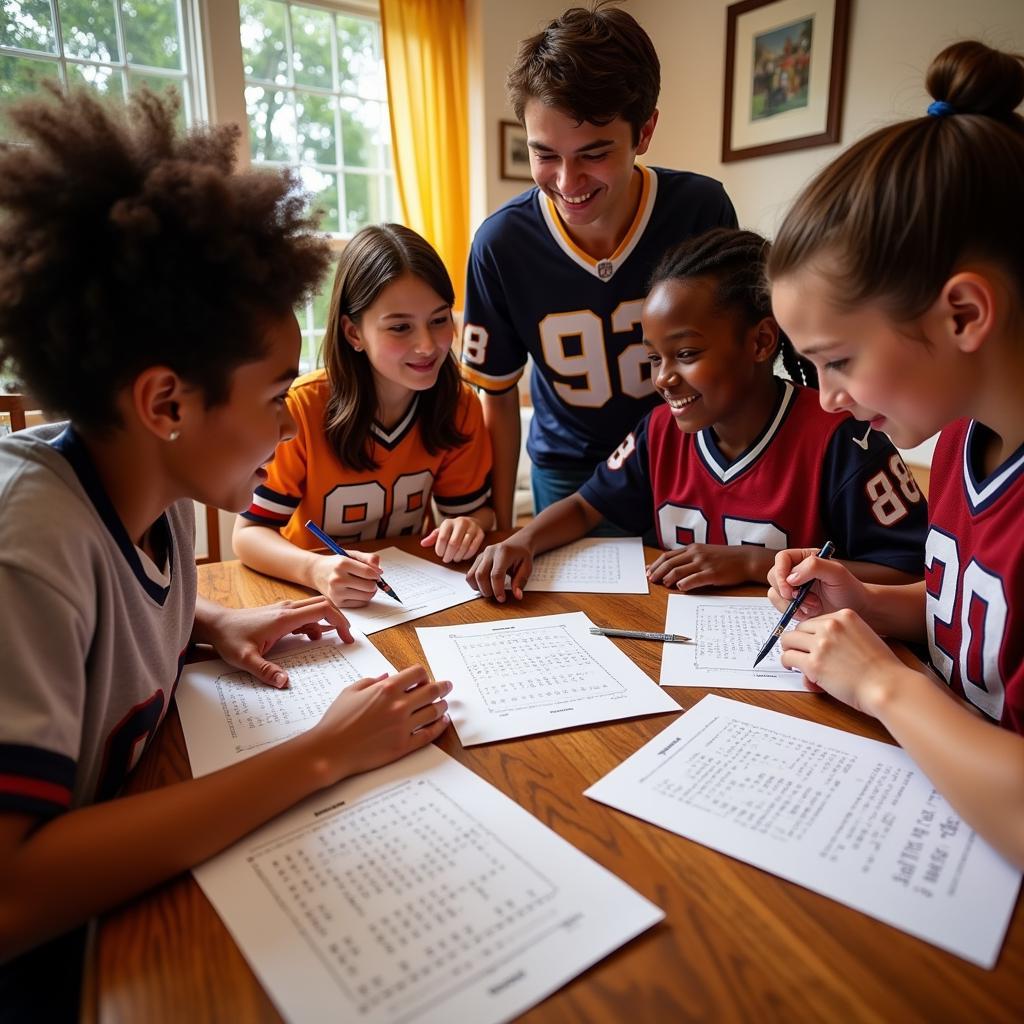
[642,276,779,460]
[343,272,455,425]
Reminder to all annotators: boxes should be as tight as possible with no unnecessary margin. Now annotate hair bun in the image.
[926,40,1024,119]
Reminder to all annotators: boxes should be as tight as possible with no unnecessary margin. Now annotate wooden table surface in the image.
[84,537,1023,1023]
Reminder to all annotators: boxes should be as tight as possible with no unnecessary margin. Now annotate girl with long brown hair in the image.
[234,224,494,607]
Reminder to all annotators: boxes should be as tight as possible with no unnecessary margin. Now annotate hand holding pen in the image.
[305,521,403,605]
[754,541,835,667]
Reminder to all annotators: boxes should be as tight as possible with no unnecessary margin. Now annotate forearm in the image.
[517,494,602,555]
[232,520,321,591]
[867,669,1024,868]
[0,730,333,960]
[458,505,495,532]
[480,390,521,529]
[860,579,927,641]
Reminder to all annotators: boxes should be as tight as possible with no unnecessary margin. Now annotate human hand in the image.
[647,543,774,593]
[311,550,382,607]
[310,665,452,782]
[421,516,485,564]
[465,536,533,602]
[209,597,354,688]
[767,547,868,620]
[779,609,906,716]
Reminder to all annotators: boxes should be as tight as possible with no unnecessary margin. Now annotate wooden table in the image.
[85,537,1023,1023]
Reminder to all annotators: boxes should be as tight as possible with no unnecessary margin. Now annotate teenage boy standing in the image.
[461,2,737,527]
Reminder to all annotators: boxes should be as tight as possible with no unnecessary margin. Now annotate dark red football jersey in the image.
[926,418,1024,732]
[581,381,926,572]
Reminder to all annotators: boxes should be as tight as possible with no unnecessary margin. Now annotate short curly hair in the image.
[0,86,331,432]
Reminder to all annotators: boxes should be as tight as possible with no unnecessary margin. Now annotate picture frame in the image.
[722,0,850,162]
[499,120,533,181]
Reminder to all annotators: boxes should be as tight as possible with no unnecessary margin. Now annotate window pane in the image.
[296,90,335,165]
[290,3,331,90]
[344,171,379,234]
[246,84,295,162]
[336,14,383,100]
[2,0,58,54]
[302,166,339,234]
[126,70,184,124]
[59,0,120,62]
[383,176,397,222]
[311,274,333,334]
[67,61,125,99]
[0,54,61,137]
[120,0,182,70]
[340,95,383,169]
[240,0,288,84]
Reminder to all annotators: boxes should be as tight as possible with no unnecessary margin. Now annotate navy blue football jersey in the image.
[579,381,927,573]
[460,165,737,470]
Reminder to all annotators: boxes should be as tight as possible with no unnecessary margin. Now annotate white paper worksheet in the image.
[341,547,480,634]
[193,743,664,1024]
[525,537,649,594]
[586,695,1022,968]
[660,594,803,690]
[177,634,394,777]
[417,611,679,746]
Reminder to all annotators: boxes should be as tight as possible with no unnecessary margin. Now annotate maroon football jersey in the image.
[926,418,1024,732]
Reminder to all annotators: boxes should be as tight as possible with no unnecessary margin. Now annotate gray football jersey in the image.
[0,424,197,816]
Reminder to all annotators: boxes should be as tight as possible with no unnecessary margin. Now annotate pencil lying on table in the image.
[589,627,691,643]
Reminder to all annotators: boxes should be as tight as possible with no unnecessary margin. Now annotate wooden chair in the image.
[0,393,32,433]
[2,391,223,563]
[197,506,222,565]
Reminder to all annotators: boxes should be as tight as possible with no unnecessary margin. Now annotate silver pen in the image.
[589,626,691,643]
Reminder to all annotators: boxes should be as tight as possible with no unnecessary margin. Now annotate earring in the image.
[168,429,181,442]
[353,345,363,352]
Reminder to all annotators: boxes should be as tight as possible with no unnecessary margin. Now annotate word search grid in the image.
[417,613,678,745]
[526,537,648,594]
[194,745,663,1024]
[177,636,394,777]
[451,624,625,713]
[250,778,557,1019]
[343,548,479,634]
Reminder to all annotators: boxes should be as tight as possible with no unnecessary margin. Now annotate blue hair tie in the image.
[927,100,955,117]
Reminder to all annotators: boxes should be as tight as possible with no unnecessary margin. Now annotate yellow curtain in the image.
[380,0,470,310]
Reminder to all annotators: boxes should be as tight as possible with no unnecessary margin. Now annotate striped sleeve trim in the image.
[458,362,523,394]
[0,744,75,818]
[240,485,300,526]
[435,478,493,517]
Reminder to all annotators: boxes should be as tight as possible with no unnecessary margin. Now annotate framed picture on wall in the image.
[500,120,533,181]
[722,0,850,162]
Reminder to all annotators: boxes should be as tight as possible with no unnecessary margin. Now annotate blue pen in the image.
[304,520,403,604]
[752,540,835,667]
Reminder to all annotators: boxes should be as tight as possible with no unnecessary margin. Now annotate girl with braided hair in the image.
[467,227,926,601]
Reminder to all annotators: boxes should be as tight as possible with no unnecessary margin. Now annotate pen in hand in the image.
[752,540,835,668]
[304,520,403,605]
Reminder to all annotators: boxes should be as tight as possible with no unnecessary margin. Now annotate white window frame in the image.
[1,0,204,121]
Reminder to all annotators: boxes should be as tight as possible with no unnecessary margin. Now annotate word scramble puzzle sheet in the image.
[417,612,678,745]
[342,548,480,635]
[193,744,663,1023]
[177,634,394,777]
[525,537,649,593]
[586,695,1021,967]
[661,595,802,689]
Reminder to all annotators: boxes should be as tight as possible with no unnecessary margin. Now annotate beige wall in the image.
[637,0,1024,235]
[466,0,563,230]
[468,0,1024,232]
